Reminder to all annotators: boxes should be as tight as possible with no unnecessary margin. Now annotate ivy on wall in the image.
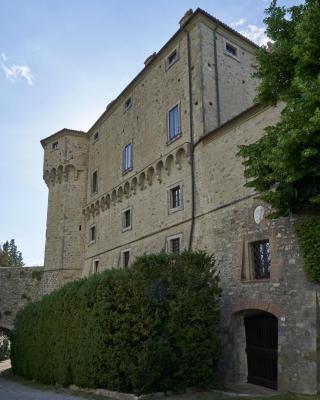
[294,216,320,283]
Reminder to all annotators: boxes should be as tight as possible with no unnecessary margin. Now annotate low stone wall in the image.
[0,267,44,331]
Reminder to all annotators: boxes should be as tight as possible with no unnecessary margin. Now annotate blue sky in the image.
[0,0,301,265]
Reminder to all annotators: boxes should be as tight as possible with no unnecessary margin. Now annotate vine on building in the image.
[238,0,320,281]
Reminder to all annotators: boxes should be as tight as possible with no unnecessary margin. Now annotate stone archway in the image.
[230,308,278,390]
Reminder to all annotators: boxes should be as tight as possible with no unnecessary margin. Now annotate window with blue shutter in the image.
[123,143,132,172]
[168,104,180,141]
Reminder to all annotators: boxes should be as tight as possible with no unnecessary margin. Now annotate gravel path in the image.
[0,361,97,400]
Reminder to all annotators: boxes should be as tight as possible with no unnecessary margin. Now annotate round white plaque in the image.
[254,206,265,224]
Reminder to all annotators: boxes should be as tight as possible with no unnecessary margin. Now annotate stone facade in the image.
[0,267,43,331]
[39,8,320,395]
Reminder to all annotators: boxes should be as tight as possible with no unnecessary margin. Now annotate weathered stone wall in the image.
[80,13,258,274]
[42,133,88,293]
[0,267,44,331]
[194,103,319,394]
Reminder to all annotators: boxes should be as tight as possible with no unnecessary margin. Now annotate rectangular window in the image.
[169,237,180,253]
[92,171,98,194]
[122,250,130,268]
[170,186,181,209]
[166,49,179,69]
[52,141,58,150]
[251,240,271,279]
[168,104,180,141]
[224,41,239,60]
[89,225,96,243]
[124,97,132,112]
[93,132,99,141]
[123,143,132,172]
[122,208,132,231]
[92,259,99,274]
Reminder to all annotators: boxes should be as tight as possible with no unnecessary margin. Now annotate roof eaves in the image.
[40,128,87,148]
[87,8,260,134]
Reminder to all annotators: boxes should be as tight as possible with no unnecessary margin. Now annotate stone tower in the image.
[41,129,89,293]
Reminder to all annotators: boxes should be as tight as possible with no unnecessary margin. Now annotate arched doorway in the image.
[244,312,278,390]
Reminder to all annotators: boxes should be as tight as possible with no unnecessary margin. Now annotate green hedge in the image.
[11,251,221,394]
[294,215,320,283]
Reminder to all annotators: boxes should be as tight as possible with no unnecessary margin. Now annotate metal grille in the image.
[170,238,180,253]
[252,240,271,279]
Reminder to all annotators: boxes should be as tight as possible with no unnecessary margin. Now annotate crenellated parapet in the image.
[83,142,190,219]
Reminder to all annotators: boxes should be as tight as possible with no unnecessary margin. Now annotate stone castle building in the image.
[39,8,319,395]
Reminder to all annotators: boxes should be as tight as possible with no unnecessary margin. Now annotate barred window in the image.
[169,237,180,253]
[251,240,271,279]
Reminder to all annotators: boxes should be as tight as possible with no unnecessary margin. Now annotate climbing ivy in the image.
[294,215,320,283]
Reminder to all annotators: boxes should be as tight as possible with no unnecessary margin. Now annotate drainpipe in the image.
[185,29,196,251]
[213,26,221,127]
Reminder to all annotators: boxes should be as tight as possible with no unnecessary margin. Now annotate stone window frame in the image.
[123,96,132,113]
[166,233,182,253]
[122,143,133,175]
[51,141,59,151]
[241,237,273,282]
[120,248,131,268]
[122,207,132,232]
[89,224,96,245]
[223,38,240,62]
[165,47,180,71]
[167,101,182,145]
[167,181,184,214]
[92,258,99,274]
[91,170,98,195]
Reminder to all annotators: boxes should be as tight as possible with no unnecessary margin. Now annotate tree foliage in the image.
[0,239,24,267]
[238,0,320,218]
[11,251,221,394]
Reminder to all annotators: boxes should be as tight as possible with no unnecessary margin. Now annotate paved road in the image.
[0,361,94,400]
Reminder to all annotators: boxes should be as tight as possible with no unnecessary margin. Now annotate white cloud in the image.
[239,24,270,46]
[1,62,34,85]
[231,18,246,28]
[1,52,6,61]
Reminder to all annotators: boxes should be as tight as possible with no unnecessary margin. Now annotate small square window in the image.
[168,104,181,142]
[169,185,183,212]
[166,49,179,70]
[122,208,132,231]
[92,171,98,194]
[169,237,180,253]
[93,132,99,141]
[52,141,58,150]
[124,97,132,112]
[225,41,239,59]
[123,143,132,173]
[122,250,130,268]
[251,240,271,279]
[89,226,96,243]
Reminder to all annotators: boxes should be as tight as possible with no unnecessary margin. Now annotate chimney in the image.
[144,52,157,67]
[179,9,193,28]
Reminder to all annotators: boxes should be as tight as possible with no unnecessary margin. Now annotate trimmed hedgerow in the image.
[11,251,221,394]
[294,215,320,283]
